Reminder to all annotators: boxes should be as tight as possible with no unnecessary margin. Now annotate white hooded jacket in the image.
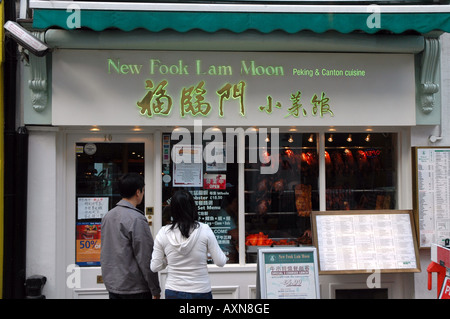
[151,222,227,293]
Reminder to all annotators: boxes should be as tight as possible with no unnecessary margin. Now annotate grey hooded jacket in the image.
[101,199,161,296]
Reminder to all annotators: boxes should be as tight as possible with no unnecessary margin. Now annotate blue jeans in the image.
[165,289,213,299]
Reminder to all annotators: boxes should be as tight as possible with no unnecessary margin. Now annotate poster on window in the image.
[76,222,101,266]
[258,247,320,299]
[172,145,203,187]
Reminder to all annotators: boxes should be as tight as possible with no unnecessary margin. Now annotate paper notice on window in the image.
[77,197,109,220]
[172,145,203,187]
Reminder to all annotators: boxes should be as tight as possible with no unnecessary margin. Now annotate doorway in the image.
[66,133,153,298]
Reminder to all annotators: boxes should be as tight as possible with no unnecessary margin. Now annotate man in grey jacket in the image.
[101,172,161,299]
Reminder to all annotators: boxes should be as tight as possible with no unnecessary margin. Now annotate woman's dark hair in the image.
[119,172,145,198]
[169,190,199,238]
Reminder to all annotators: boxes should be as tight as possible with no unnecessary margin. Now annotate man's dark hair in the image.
[119,172,145,198]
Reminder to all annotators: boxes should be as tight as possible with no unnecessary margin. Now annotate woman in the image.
[151,190,227,299]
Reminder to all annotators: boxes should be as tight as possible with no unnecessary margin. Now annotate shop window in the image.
[245,133,319,262]
[161,133,239,264]
[75,143,145,266]
[161,131,397,265]
[325,133,396,210]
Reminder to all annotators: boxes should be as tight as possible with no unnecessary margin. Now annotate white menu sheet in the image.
[315,213,418,273]
[416,148,450,248]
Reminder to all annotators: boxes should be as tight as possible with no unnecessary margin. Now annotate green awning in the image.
[33,9,450,34]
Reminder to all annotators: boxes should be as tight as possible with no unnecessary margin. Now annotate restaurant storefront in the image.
[15,1,450,298]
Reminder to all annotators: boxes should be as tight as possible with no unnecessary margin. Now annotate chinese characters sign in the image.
[137,78,334,120]
[52,50,415,127]
[133,58,340,120]
[258,248,320,299]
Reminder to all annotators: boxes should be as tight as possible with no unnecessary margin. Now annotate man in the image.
[101,172,161,299]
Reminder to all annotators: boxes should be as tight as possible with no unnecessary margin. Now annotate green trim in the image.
[33,9,450,34]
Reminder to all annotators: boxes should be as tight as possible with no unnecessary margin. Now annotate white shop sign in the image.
[52,50,415,127]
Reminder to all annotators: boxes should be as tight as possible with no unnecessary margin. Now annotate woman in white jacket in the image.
[151,190,227,299]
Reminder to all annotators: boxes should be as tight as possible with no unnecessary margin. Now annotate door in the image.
[65,133,154,299]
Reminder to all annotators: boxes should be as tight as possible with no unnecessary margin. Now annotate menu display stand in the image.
[311,210,420,274]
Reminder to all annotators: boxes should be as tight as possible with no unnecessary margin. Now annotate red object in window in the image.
[245,232,273,246]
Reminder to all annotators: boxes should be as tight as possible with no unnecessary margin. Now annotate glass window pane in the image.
[161,133,240,264]
[75,143,145,266]
[245,133,319,263]
[325,133,397,210]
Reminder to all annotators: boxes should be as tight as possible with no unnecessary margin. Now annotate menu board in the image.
[191,189,239,263]
[312,210,420,274]
[257,247,320,299]
[413,147,450,248]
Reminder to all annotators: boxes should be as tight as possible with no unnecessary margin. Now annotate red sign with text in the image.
[439,277,450,299]
[204,174,226,190]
